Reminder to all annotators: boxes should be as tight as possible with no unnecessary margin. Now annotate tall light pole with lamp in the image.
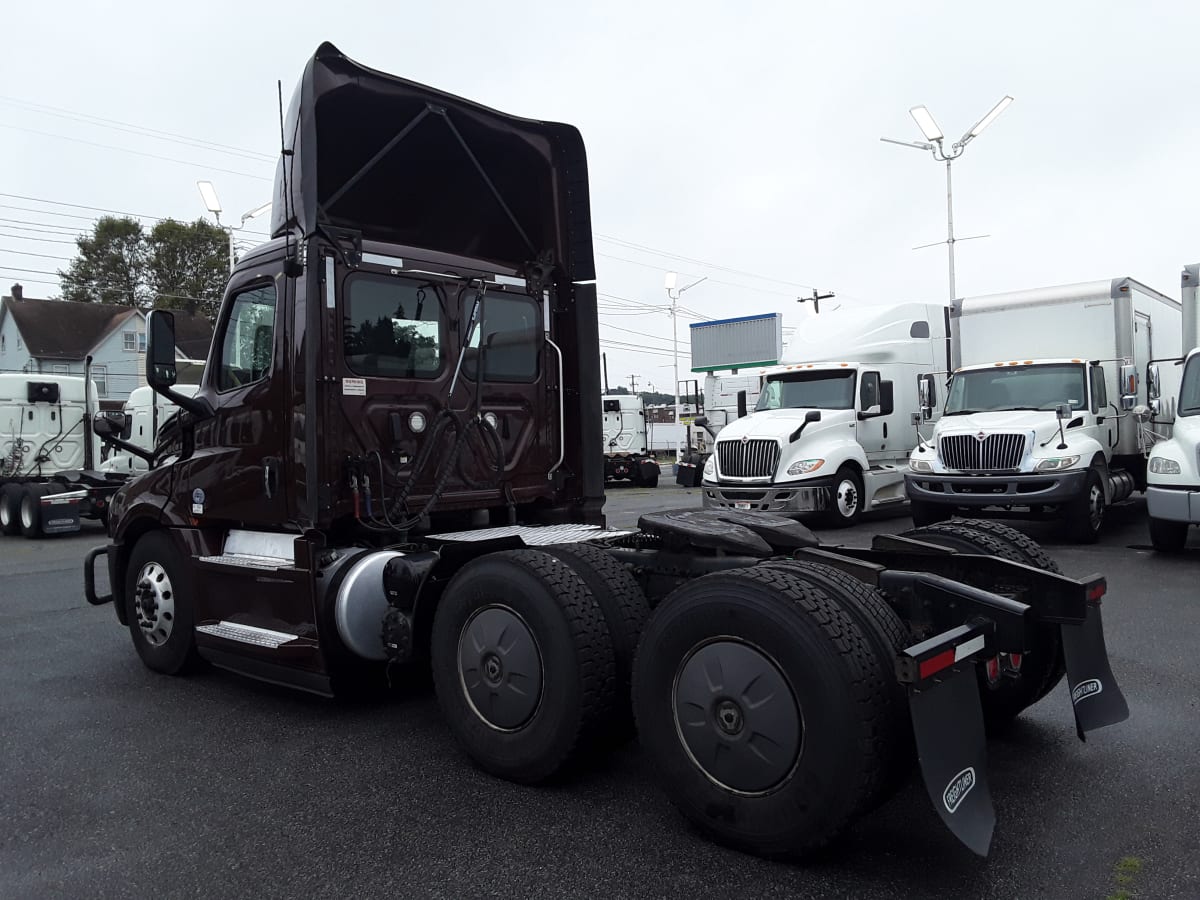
[663,271,708,460]
[880,96,1013,304]
[196,180,272,273]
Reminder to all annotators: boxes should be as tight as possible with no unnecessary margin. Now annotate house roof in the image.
[0,295,141,360]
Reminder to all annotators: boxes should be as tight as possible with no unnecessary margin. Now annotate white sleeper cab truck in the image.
[99,384,200,474]
[907,278,1182,542]
[601,394,660,487]
[702,302,948,526]
[0,371,122,538]
[1144,264,1200,552]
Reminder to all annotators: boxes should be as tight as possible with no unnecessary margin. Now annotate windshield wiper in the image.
[943,409,983,415]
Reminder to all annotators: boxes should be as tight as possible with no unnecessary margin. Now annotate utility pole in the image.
[628,374,639,395]
[602,352,610,394]
[798,289,835,315]
[664,272,708,461]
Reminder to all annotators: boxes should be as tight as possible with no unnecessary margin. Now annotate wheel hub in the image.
[458,606,543,731]
[133,562,175,647]
[674,639,802,794]
[837,481,859,517]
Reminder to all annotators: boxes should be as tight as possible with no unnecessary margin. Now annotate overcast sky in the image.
[2,1,1198,394]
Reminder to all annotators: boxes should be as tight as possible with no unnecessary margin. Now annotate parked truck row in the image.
[81,43,1128,862]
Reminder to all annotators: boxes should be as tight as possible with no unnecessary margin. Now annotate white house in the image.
[0,284,214,404]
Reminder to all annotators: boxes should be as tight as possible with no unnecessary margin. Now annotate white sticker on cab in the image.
[343,378,367,396]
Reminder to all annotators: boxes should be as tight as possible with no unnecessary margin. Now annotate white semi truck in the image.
[1143,264,1200,552]
[99,384,199,474]
[601,394,660,487]
[701,302,948,526]
[907,277,1182,542]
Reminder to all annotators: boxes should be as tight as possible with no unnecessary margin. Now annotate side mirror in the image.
[147,310,179,389]
[1119,363,1138,409]
[879,380,894,416]
[736,390,748,419]
[1147,364,1161,401]
[693,416,708,427]
[1056,403,1072,421]
[918,374,937,421]
[805,410,822,423]
[92,412,123,439]
[1148,398,1162,417]
[146,309,212,420]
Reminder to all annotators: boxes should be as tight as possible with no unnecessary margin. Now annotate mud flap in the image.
[909,665,995,857]
[1060,598,1129,740]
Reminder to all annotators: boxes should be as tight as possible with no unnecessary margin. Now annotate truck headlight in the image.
[703,456,716,478]
[1149,457,1182,475]
[786,459,824,476]
[1035,455,1080,471]
[910,458,932,473]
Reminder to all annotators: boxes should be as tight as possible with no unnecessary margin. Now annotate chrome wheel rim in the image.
[458,605,543,731]
[673,638,802,794]
[134,562,175,647]
[835,479,859,519]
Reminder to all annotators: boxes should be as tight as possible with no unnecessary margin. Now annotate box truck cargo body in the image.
[908,277,1182,541]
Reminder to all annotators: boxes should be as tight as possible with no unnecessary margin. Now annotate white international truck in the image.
[601,394,660,487]
[99,384,199,474]
[701,302,948,526]
[1143,264,1200,552]
[907,277,1182,542]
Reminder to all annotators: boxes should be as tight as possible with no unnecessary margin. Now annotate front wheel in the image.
[909,499,952,528]
[1063,469,1105,543]
[124,531,202,675]
[1148,517,1189,553]
[821,466,863,528]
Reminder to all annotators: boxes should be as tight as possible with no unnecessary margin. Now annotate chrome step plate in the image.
[425,523,632,545]
[196,554,292,571]
[196,621,298,649]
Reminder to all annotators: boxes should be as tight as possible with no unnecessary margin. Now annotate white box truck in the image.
[601,394,660,487]
[907,277,1182,542]
[1143,264,1200,552]
[701,302,948,526]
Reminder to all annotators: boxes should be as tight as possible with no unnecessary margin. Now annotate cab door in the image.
[856,370,892,463]
[173,263,290,528]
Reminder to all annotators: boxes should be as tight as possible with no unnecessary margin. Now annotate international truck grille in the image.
[939,433,1026,472]
[716,439,781,478]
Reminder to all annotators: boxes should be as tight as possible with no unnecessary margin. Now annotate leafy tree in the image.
[58,216,147,306]
[57,216,228,319]
[146,219,228,319]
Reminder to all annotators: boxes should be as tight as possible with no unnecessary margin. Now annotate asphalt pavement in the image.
[1,487,1198,899]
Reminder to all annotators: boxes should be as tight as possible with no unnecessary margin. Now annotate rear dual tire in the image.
[0,483,24,536]
[632,566,893,858]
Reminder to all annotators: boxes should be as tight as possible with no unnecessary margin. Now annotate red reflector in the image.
[919,649,957,680]
[1008,652,1022,670]
[1087,580,1107,603]
[985,655,1001,684]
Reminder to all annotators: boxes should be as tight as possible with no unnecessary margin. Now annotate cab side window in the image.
[1090,366,1108,412]
[859,372,881,410]
[216,284,277,392]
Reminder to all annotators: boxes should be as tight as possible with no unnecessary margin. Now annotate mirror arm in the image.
[96,434,156,464]
[150,385,212,420]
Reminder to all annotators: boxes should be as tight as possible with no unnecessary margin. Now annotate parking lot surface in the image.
[2,484,1198,898]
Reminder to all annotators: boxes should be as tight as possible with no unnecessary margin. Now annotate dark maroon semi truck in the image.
[84,43,1128,859]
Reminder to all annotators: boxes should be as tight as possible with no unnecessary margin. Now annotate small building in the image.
[0,284,213,403]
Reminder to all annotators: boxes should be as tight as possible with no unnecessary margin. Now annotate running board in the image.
[196,621,298,649]
[197,554,292,572]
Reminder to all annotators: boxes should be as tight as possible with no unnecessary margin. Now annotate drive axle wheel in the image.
[0,484,24,536]
[902,522,1065,726]
[124,531,201,675]
[633,567,887,858]
[431,549,616,783]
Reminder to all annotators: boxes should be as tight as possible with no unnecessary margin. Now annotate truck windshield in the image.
[945,363,1087,414]
[1180,357,1200,417]
[755,370,855,411]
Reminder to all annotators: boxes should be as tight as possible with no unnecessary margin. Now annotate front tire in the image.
[124,531,201,675]
[909,499,951,528]
[1148,517,1189,553]
[1063,469,1105,543]
[431,549,617,783]
[821,466,864,528]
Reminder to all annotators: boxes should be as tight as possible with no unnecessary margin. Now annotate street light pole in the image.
[881,95,1013,305]
[196,181,271,273]
[663,272,708,461]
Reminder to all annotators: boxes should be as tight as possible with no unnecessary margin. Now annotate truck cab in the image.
[701,303,946,526]
[601,394,660,486]
[1145,348,1200,551]
[908,358,1127,540]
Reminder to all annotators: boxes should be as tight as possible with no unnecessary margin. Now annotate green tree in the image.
[58,216,147,306]
[146,218,228,320]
